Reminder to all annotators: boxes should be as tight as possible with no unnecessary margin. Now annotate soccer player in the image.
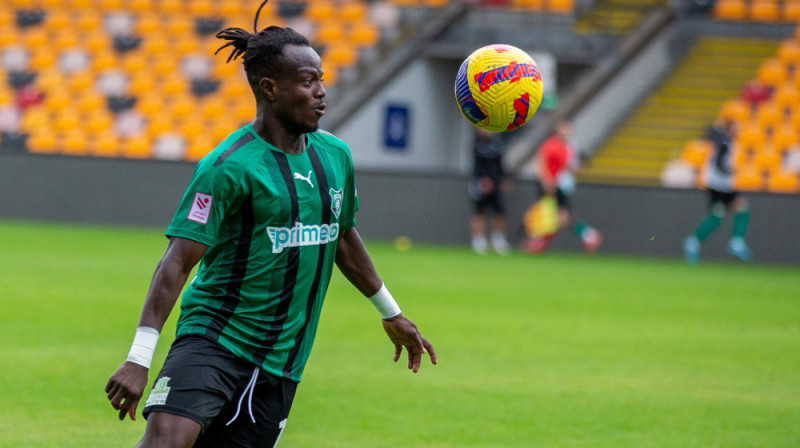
[522,120,601,254]
[104,3,437,447]
[683,120,752,265]
[469,128,510,254]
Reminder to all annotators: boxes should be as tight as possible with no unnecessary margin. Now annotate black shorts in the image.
[469,179,505,215]
[535,182,570,209]
[143,335,298,448]
[707,188,738,209]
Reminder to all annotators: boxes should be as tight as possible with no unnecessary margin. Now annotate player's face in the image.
[272,45,326,134]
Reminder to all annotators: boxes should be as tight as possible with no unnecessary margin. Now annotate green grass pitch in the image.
[0,219,798,447]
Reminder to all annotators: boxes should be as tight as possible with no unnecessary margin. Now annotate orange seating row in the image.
[715,0,800,22]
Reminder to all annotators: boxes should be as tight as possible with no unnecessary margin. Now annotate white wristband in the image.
[368,283,402,319]
[126,326,160,369]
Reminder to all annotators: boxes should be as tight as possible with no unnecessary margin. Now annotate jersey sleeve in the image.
[165,158,247,246]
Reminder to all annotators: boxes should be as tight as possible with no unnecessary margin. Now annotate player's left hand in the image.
[381,314,437,373]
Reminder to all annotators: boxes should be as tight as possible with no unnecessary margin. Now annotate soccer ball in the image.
[454,44,543,132]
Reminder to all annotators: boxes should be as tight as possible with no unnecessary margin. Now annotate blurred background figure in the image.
[522,120,601,254]
[469,127,510,255]
[683,120,752,265]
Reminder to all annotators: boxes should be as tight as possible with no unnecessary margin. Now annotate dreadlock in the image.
[215,0,310,88]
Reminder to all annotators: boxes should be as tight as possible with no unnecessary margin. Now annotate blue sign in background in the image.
[383,104,410,151]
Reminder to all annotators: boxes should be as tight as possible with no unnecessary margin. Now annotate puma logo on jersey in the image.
[293,170,314,188]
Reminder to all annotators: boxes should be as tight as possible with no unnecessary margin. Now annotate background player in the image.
[523,119,601,254]
[683,119,752,265]
[104,3,436,447]
[469,128,511,254]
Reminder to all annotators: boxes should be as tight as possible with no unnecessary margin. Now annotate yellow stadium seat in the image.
[69,0,92,8]
[784,0,800,20]
[326,44,357,68]
[718,98,751,125]
[45,9,71,30]
[91,51,118,72]
[773,123,799,150]
[749,0,779,21]
[349,22,379,47]
[129,75,156,96]
[733,165,764,191]
[167,16,193,35]
[85,110,114,134]
[91,129,121,157]
[62,128,90,155]
[339,1,367,22]
[316,22,345,44]
[121,135,153,159]
[306,1,335,22]
[754,144,781,170]
[54,107,81,133]
[201,97,227,119]
[757,58,787,88]
[99,0,124,11]
[220,80,249,99]
[736,123,765,150]
[148,111,176,138]
[44,90,72,113]
[772,84,799,112]
[681,139,712,168]
[0,9,12,29]
[0,25,19,49]
[29,50,58,71]
[755,102,782,130]
[170,94,196,121]
[767,168,800,192]
[219,1,245,18]
[153,58,180,78]
[714,0,746,20]
[547,0,575,14]
[21,107,50,133]
[186,133,215,162]
[136,13,162,35]
[24,28,49,49]
[68,72,95,92]
[76,91,105,114]
[129,0,153,13]
[27,130,58,154]
[84,33,110,54]
[136,92,165,116]
[159,0,182,14]
[160,76,189,96]
[190,0,214,16]
[777,39,800,69]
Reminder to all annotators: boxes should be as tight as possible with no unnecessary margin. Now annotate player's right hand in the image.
[105,361,149,421]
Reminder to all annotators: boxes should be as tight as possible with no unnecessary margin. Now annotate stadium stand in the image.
[0,0,392,161]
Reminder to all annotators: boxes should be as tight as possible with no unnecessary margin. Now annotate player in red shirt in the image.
[522,120,601,254]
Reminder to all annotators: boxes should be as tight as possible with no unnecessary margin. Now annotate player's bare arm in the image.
[105,237,208,421]
[335,227,437,372]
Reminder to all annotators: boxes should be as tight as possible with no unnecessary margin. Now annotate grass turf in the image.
[0,220,797,447]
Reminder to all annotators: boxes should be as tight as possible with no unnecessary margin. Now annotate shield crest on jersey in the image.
[329,188,343,219]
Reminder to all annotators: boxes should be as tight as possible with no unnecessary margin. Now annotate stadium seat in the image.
[121,135,153,159]
[315,21,346,44]
[718,98,751,125]
[547,0,575,14]
[325,44,358,68]
[27,129,58,154]
[757,58,787,89]
[754,144,782,171]
[773,123,800,150]
[771,84,799,112]
[350,21,380,47]
[91,129,121,157]
[767,168,800,192]
[777,39,800,69]
[736,123,765,150]
[189,0,215,17]
[749,0,780,21]
[681,139,712,168]
[755,101,782,130]
[714,0,746,20]
[784,0,800,20]
[733,165,764,191]
[512,0,545,11]
[340,1,368,22]
[306,1,336,22]
[100,0,124,12]
[62,128,90,155]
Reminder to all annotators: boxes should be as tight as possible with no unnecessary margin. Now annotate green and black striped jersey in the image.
[165,124,359,382]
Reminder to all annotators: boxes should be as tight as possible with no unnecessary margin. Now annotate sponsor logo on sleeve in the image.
[188,192,212,224]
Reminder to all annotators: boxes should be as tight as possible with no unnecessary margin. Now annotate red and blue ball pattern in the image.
[455,44,543,132]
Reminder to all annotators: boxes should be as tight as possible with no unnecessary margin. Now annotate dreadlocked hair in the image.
[215,0,310,89]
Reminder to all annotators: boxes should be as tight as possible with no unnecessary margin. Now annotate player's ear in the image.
[259,77,277,102]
